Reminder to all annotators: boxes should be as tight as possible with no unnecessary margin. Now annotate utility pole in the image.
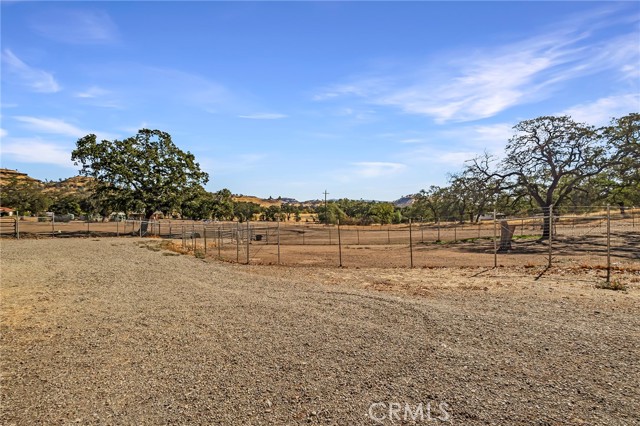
[323,190,329,226]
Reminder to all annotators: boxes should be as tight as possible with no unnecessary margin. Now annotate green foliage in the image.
[0,177,52,215]
[72,129,209,222]
[233,201,261,222]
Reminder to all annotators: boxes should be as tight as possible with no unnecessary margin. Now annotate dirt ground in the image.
[1,238,639,425]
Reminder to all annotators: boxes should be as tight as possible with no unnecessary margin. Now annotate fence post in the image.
[218,227,222,258]
[607,205,611,284]
[15,217,20,239]
[277,216,281,265]
[182,226,185,249]
[246,220,250,264]
[454,223,457,242]
[236,222,240,263]
[139,220,142,237]
[116,219,119,237]
[421,224,424,243]
[387,228,391,244]
[337,219,342,267]
[493,209,497,268]
[52,212,55,237]
[357,228,360,245]
[204,226,207,256]
[329,228,332,245]
[409,218,413,268]
[87,219,90,235]
[548,205,553,268]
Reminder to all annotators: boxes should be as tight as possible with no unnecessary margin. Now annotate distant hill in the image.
[393,195,416,208]
[0,168,43,187]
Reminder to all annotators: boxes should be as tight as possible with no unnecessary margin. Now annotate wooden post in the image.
[51,212,55,237]
[357,228,360,245]
[116,219,119,237]
[182,226,185,249]
[337,219,342,267]
[454,224,457,242]
[277,216,281,264]
[329,228,332,245]
[409,218,413,268]
[218,228,222,258]
[139,220,142,237]
[204,226,207,256]
[387,228,391,244]
[437,220,441,242]
[421,224,424,243]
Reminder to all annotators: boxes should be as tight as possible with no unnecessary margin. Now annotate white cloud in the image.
[314,12,639,123]
[560,93,640,126]
[1,49,60,93]
[1,138,74,167]
[0,128,7,138]
[74,86,109,98]
[14,116,87,138]
[352,162,406,178]
[30,9,118,44]
[13,116,118,140]
[238,113,288,120]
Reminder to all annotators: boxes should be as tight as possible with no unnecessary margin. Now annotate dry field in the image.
[1,238,639,425]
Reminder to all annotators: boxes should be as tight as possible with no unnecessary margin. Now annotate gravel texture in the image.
[1,238,639,425]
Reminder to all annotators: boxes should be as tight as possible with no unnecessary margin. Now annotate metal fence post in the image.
[204,226,207,256]
[607,205,611,284]
[218,227,222,258]
[246,220,250,264]
[116,219,119,237]
[409,218,414,268]
[277,216,281,265]
[52,212,55,237]
[338,219,342,267]
[139,220,142,237]
[493,209,497,268]
[15,217,20,239]
[548,205,553,268]
[236,222,240,263]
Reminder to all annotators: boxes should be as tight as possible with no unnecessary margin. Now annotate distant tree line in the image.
[2,114,637,234]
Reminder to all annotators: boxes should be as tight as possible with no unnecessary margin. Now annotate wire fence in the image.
[2,206,638,282]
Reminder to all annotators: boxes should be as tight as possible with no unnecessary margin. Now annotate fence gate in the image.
[0,218,18,238]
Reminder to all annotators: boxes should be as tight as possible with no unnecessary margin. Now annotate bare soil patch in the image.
[1,238,639,425]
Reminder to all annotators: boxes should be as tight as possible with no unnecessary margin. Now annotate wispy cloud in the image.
[74,86,122,108]
[13,116,117,140]
[14,116,87,138]
[560,93,640,126]
[74,86,109,99]
[1,138,74,167]
[352,162,406,178]
[1,49,60,93]
[30,9,118,44]
[314,9,639,123]
[238,113,288,120]
[0,128,7,138]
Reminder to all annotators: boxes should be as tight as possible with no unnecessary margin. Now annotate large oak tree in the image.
[72,129,209,233]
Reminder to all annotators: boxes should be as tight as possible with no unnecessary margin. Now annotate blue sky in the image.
[1,1,639,201]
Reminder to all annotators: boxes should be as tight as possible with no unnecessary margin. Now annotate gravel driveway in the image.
[1,238,639,425]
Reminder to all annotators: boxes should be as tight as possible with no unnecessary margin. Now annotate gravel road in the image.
[1,238,639,425]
